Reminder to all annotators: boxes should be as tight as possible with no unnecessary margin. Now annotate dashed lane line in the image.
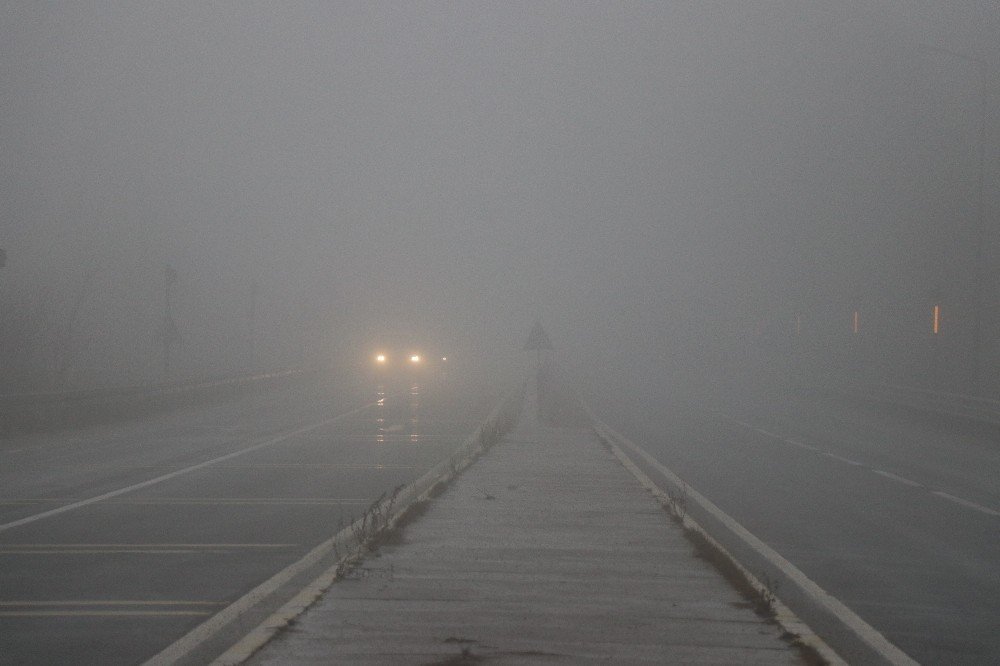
[725,416,999,518]
[0,601,224,605]
[0,600,225,618]
[598,422,913,666]
[0,543,295,548]
[0,610,213,617]
[212,463,419,468]
[0,498,371,506]
[0,402,375,534]
[1,549,234,555]
[872,470,923,488]
[822,452,864,466]
[0,543,298,554]
[932,491,1000,517]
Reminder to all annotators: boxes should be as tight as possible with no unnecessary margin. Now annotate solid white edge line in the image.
[593,420,919,666]
[145,386,521,666]
[0,404,375,534]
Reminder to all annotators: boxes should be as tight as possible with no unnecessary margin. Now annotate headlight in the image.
[410,354,421,363]
[375,353,387,364]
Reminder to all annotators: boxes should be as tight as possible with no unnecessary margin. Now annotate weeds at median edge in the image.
[666,495,826,665]
[332,387,525,569]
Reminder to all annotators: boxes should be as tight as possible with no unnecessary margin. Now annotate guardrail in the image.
[0,367,318,436]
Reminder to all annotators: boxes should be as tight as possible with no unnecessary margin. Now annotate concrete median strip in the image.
[221,396,835,664]
[143,386,524,666]
[592,421,919,666]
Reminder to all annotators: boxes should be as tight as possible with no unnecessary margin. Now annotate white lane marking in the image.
[162,388,520,666]
[872,470,922,488]
[213,463,418,468]
[0,600,224,606]
[784,438,818,452]
[0,500,58,505]
[0,543,294,548]
[1,549,232,555]
[0,403,374,534]
[598,422,917,666]
[604,437,846,666]
[1,498,370,506]
[96,498,368,506]
[0,601,225,616]
[753,427,784,440]
[932,491,1000,517]
[0,610,212,617]
[0,543,298,555]
[823,452,864,466]
[732,421,820,453]
[724,415,997,519]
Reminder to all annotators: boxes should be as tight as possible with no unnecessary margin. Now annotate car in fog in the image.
[370,348,449,378]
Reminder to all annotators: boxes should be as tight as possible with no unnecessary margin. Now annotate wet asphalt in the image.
[0,371,493,665]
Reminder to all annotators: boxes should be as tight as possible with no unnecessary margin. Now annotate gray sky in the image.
[2,2,998,392]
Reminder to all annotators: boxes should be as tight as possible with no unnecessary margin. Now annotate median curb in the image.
[591,420,918,666]
[184,383,526,666]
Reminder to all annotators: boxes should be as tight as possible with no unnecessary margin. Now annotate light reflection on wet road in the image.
[0,374,491,665]
[410,383,421,443]
[373,383,421,444]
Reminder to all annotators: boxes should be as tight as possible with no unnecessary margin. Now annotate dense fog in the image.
[2,2,997,402]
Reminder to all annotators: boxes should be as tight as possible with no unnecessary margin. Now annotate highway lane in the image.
[606,389,999,665]
[0,371,495,665]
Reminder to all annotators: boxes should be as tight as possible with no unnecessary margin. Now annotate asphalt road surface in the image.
[0,371,495,665]
[606,387,999,665]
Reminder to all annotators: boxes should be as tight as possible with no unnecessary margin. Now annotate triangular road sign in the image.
[523,321,554,351]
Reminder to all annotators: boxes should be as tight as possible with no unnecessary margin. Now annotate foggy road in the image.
[609,390,999,665]
[5,2,1000,663]
[0,374,493,665]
